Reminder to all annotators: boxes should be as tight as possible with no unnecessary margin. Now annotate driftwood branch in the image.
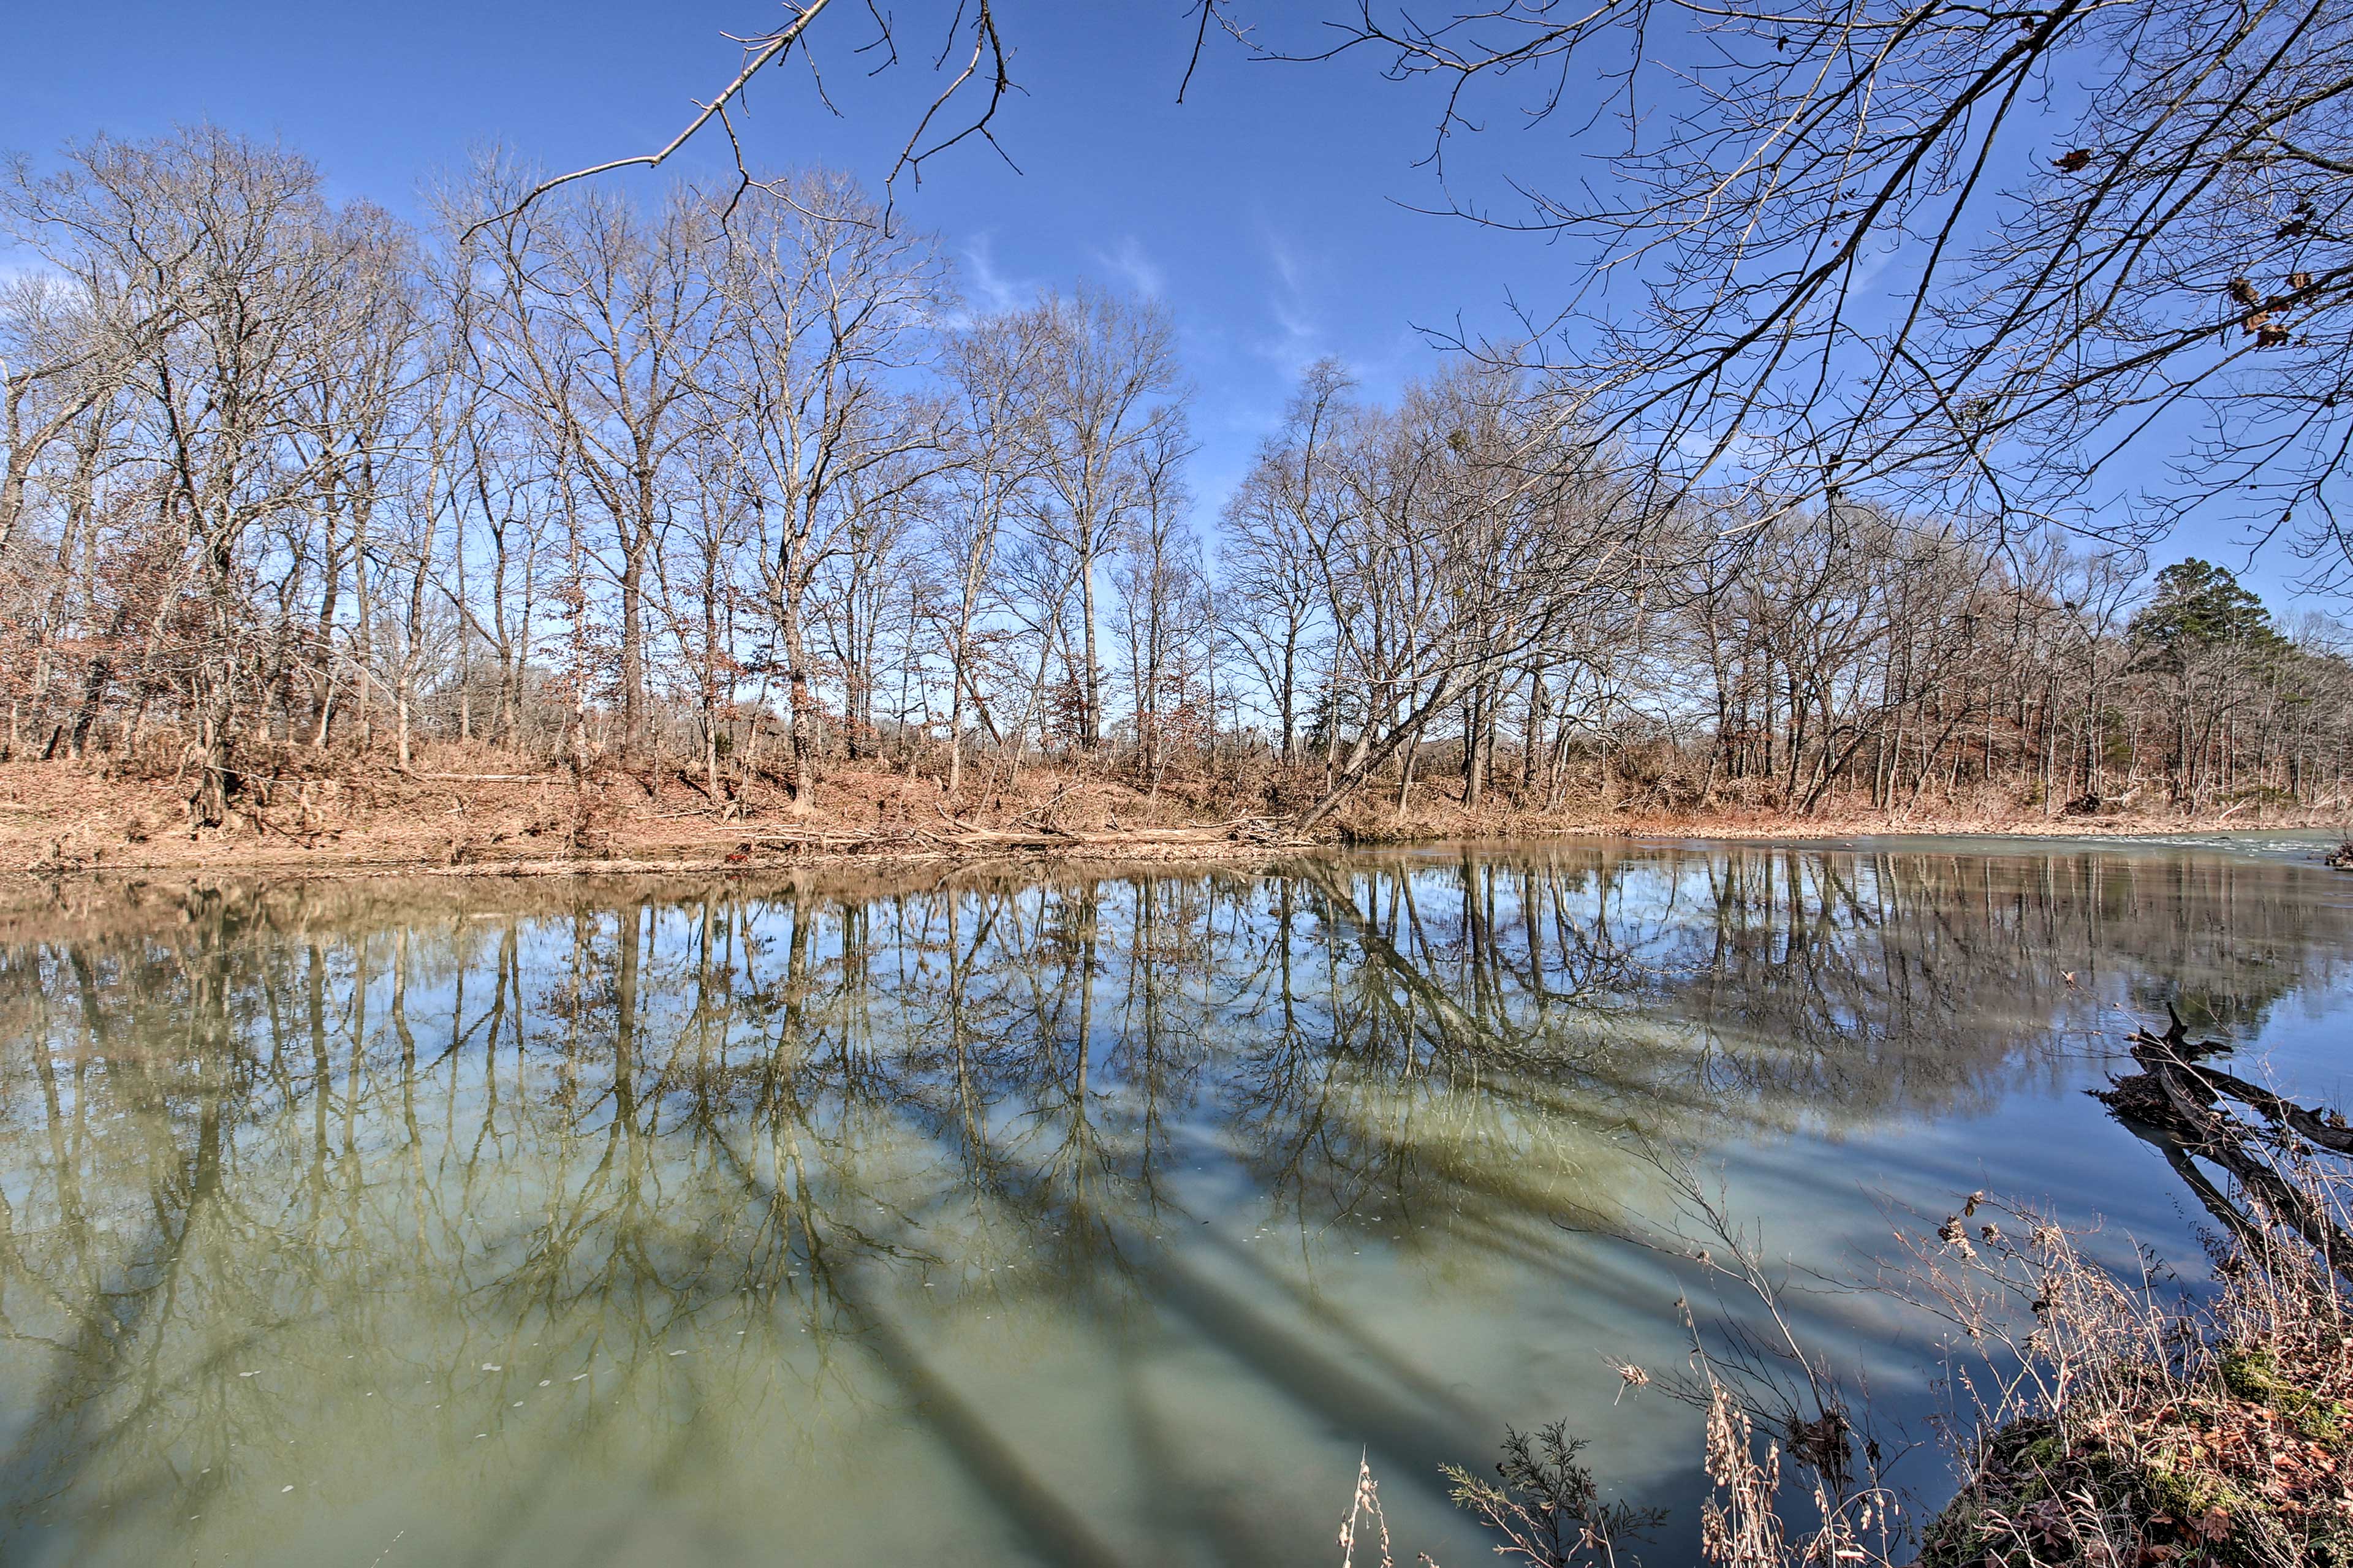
[2099,1006,2353,1281]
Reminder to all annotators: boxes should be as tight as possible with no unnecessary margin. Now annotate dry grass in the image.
[1639,1164,2353,1567]
[1358,1129,2353,1567]
[1909,1178,2353,1568]
[1696,1385,1904,1568]
[1338,1454,1404,1568]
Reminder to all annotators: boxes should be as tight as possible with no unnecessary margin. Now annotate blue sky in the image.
[1,1,2316,607]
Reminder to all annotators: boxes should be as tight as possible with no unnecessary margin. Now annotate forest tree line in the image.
[3,127,2349,827]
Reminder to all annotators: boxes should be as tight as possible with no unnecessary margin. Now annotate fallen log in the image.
[2099,1006,2353,1281]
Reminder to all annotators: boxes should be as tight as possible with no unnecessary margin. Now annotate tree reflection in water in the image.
[0,841,2345,1566]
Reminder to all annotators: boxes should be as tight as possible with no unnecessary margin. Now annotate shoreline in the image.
[3,756,2342,882]
[6,811,2341,884]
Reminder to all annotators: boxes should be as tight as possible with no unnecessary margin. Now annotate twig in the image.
[460,0,843,241]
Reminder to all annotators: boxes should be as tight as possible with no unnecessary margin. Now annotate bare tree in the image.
[1220,358,1350,767]
[466,169,729,760]
[935,306,1048,794]
[1020,284,1186,752]
[1110,414,1210,796]
[1259,0,2352,575]
[1275,362,1656,828]
[716,170,949,811]
[6,129,389,822]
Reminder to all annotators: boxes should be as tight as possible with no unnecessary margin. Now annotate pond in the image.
[2,838,2349,1566]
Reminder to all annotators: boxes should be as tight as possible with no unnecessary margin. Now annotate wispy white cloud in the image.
[1255,232,1324,371]
[960,232,1029,317]
[1267,234,1306,297]
[1094,235,1167,300]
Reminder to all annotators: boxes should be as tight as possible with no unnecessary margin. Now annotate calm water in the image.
[2,839,2350,1566]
